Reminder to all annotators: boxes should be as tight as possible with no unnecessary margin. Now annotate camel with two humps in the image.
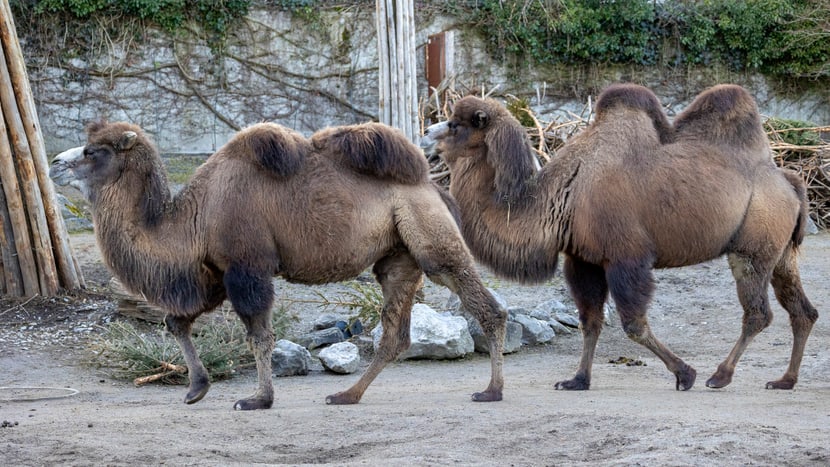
[50,120,506,410]
[421,83,818,392]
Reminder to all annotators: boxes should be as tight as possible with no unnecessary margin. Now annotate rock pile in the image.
[274,288,599,377]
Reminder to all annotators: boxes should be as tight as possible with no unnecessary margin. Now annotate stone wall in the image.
[18,7,830,156]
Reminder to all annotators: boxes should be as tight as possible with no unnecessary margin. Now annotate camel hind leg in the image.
[706,253,775,389]
[395,195,506,402]
[767,244,818,389]
[607,259,697,390]
[326,252,422,404]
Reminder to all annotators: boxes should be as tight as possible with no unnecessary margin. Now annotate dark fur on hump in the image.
[311,122,429,184]
[230,123,309,178]
[454,96,536,204]
[85,120,170,227]
[595,83,675,144]
[672,84,765,148]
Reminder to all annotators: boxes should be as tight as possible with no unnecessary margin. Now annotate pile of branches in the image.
[423,87,829,230]
[767,124,830,230]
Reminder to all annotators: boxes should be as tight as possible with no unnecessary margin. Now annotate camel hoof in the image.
[554,375,590,390]
[184,383,210,405]
[765,379,796,390]
[325,391,361,405]
[705,372,731,389]
[675,365,697,391]
[471,390,502,402]
[233,397,274,410]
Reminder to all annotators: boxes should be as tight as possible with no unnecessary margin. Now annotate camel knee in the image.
[164,314,194,337]
[743,309,773,334]
[620,317,650,344]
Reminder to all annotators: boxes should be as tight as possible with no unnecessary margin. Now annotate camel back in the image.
[225,123,309,178]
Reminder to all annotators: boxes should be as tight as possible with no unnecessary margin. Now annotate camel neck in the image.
[92,178,219,316]
[448,158,566,284]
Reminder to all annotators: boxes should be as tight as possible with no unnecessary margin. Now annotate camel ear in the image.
[116,131,138,151]
[484,114,534,203]
[472,110,489,129]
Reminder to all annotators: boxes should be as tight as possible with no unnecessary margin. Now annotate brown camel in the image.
[50,120,506,410]
[421,83,818,392]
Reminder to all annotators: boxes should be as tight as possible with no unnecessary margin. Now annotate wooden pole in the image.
[0,0,84,296]
[0,50,58,295]
[376,0,418,143]
[0,0,82,291]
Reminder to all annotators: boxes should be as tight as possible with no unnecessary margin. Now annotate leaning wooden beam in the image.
[0,39,58,296]
[0,100,38,296]
[0,180,23,296]
[0,0,83,294]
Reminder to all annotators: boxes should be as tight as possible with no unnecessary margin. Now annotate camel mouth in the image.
[420,121,448,157]
[49,146,85,187]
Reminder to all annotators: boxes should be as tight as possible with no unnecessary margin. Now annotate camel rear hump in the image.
[226,122,310,178]
[311,122,429,184]
[673,84,768,154]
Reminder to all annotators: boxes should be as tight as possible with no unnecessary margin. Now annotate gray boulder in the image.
[271,339,313,376]
[511,313,555,345]
[468,317,524,354]
[296,327,345,350]
[318,342,361,374]
[373,303,474,360]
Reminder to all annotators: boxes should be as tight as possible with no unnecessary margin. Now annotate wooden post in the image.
[0,0,84,296]
[376,0,419,144]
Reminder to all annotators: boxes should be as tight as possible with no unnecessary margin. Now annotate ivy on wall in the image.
[8,0,830,79]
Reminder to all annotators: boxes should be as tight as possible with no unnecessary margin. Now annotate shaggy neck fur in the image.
[448,148,578,285]
[93,159,222,316]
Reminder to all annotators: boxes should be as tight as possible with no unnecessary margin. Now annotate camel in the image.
[421,83,818,392]
[50,120,507,410]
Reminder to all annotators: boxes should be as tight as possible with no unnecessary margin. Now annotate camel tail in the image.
[782,169,809,248]
[433,182,462,229]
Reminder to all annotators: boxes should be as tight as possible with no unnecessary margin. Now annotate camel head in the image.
[421,96,536,204]
[50,121,167,207]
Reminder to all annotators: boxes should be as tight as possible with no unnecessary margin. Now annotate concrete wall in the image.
[19,7,829,156]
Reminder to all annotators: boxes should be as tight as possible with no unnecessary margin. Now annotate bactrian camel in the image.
[50,120,506,410]
[421,83,817,391]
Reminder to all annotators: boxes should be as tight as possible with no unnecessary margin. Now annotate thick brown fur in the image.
[51,120,507,410]
[423,83,817,393]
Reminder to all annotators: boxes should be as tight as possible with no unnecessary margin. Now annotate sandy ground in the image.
[1,231,828,466]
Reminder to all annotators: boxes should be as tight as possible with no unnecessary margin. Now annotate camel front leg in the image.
[606,259,696,391]
[555,256,607,390]
[326,253,421,405]
[225,264,276,410]
[164,314,211,404]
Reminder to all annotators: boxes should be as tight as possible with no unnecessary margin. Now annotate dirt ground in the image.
[1,231,828,466]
